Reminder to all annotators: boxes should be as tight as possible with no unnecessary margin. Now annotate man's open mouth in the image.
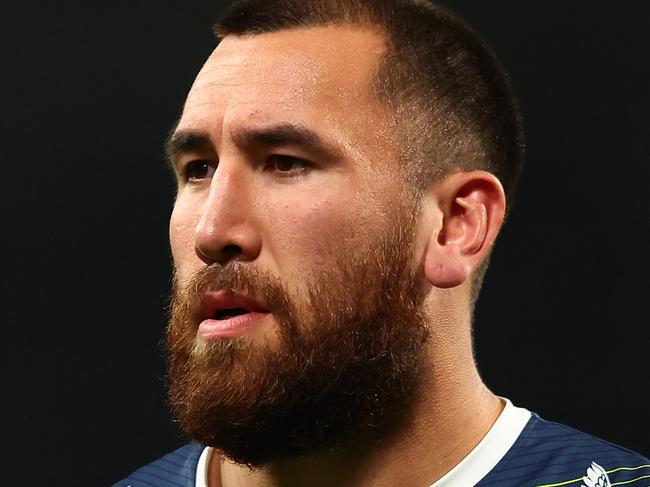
[214,307,250,320]
[202,289,270,322]
[197,290,271,339]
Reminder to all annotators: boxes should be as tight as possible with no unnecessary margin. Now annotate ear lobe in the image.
[423,245,471,289]
[423,171,506,289]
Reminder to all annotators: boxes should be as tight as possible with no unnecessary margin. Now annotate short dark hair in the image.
[213,0,525,305]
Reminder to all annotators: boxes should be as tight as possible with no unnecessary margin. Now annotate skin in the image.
[169,25,507,487]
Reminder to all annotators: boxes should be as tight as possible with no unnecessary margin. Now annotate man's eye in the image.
[184,160,215,182]
[266,155,308,174]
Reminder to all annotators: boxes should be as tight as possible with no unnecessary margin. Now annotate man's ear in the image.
[423,171,506,289]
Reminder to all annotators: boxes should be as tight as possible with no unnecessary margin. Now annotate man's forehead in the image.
[182,25,387,120]
[210,25,384,82]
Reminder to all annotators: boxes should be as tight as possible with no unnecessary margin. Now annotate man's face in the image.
[170,26,416,299]
[167,26,430,466]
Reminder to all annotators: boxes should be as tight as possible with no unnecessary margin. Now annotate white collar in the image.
[430,398,531,486]
[196,398,531,487]
[196,443,212,487]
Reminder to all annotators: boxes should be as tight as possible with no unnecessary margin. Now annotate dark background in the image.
[3,1,648,485]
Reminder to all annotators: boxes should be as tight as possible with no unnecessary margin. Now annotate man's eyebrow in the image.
[164,123,344,170]
[231,123,344,160]
[164,129,216,169]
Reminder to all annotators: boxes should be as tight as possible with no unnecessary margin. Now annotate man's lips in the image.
[198,289,271,339]
[201,289,270,319]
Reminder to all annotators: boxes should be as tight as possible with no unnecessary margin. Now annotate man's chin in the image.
[171,337,424,468]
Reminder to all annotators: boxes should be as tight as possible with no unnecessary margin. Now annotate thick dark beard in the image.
[166,209,429,468]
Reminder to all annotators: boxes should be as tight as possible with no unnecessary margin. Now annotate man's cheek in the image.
[169,209,200,284]
[271,197,357,256]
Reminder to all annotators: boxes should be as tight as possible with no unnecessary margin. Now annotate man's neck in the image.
[208,362,504,487]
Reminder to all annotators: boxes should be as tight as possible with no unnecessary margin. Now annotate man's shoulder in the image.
[478,412,650,487]
[112,443,205,487]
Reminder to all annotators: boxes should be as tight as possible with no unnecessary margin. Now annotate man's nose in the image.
[193,164,262,266]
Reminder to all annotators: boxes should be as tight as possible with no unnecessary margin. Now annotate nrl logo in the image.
[581,462,611,487]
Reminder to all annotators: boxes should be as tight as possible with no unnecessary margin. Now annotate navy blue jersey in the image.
[114,443,204,487]
[114,413,649,486]
[476,414,649,487]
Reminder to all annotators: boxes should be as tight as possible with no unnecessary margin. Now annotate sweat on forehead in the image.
[186,26,385,106]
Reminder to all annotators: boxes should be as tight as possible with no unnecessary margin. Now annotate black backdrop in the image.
[3,1,649,485]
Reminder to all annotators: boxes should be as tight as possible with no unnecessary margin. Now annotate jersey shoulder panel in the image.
[476,413,650,487]
[112,443,204,487]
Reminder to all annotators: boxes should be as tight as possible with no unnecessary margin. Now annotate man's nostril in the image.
[216,244,244,264]
[222,244,242,257]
